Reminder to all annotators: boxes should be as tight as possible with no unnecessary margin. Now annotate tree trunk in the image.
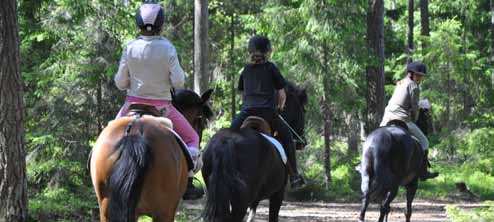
[0,1,28,221]
[346,111,360,155]
[365,0,385,134]
[230,12,236,121]
[420,0,429,49]
[322,43,332,186]
[491,0,494,63]
[407,0,414,62]
[194,0,210,94]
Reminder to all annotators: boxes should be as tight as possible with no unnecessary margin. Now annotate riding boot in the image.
[182,177,204,200]
[286,150,306,190]
[290,174,306,190]
[420,150,439,181]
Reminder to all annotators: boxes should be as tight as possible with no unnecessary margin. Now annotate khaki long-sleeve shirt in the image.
[380,77,420,126]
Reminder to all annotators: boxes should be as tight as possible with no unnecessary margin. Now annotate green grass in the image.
[446,201,494,222]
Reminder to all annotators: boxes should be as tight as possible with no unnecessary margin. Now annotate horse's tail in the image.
[108,120,151,222]
[369,158,394,202]
[362,133,395,202]
[204,136,246,221]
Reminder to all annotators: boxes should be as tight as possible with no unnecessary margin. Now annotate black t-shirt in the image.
[238,61,286,109]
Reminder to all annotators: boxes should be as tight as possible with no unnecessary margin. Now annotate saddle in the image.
[127,103,164,117]
[240,116,287,164]
[386,119,408,131]
[240,116,272,135]
[124,103,195,171]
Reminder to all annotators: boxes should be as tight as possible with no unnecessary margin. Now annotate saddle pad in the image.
[146,116,195,171]
[260,133,287,164]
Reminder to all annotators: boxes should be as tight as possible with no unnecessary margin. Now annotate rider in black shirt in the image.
[231,35,305,189]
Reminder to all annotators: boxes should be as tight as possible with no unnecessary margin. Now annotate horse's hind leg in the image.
[268,189,284,222]
[97,197,109,222]
[359,166,372,222]
[405,180,418,222]
[378,187,398,222]
[152,203,179,222]
[246,200,260,222]
[231,204,248,222]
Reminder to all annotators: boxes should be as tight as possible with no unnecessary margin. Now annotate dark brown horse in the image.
[90,89,212,222]
[202,82,307,222]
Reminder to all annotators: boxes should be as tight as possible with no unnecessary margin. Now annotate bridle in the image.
[282,90,307,147]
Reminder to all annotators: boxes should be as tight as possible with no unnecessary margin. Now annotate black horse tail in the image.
[369,157,395,202]
[204,136,246,222]
[108,120,151,222]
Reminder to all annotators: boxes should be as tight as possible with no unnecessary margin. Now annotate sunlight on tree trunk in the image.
[322,43,332,186]
[194,0,210,94]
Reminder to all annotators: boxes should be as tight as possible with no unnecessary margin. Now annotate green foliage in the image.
[446,201,494,222]
[420,128,494,199]
[28,187,96,222]
[16,0,494,220]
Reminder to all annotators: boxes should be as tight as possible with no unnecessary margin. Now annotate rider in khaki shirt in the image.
[380,61,439,181]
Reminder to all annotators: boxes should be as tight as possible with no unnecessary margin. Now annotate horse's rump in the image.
[90,116,188,221]
[202,128,286,221]
[361,126,424,201]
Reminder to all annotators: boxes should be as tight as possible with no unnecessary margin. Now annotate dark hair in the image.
[248,35,272,54]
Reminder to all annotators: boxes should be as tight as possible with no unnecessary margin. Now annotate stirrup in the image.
[290,175,306,190]
[183,178,205,200]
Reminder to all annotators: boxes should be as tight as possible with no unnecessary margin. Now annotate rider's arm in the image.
[409,84,420,122]
[237,70,244,92]
[169,46,185,89]
[114,46,130,90]
[271,63,286,111]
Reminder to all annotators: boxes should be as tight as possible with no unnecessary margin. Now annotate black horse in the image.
[202,82,307,222]
[359,101,433,222]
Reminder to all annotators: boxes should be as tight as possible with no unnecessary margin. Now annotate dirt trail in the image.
[181,199,487,222]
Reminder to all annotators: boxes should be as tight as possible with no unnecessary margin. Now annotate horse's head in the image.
[172,89,214,141]
[280,81,308,149]
[417,99,433,136]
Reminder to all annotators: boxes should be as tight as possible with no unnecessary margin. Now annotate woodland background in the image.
[9,0,494,221]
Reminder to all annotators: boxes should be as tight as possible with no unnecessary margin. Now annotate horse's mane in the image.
[285,81,308,106]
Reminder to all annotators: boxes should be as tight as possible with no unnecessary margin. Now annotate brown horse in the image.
[90,89,212,222]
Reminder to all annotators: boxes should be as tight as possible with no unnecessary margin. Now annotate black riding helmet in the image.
[248,35,272,54]
[136,3,164,32]
[407,61,427,76]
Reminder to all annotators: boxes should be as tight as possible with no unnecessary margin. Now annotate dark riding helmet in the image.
[136,3,164,32]
[248,35,272,54]
[407,61,427,76]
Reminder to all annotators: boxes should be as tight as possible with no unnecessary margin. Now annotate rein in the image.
[278,114,306,146]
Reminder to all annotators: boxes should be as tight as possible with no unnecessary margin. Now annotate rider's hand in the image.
[278,88,286,111]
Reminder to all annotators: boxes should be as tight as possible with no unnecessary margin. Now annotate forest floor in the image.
[178,198,487,222]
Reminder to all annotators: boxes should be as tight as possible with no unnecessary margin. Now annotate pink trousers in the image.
[116,96,200,148]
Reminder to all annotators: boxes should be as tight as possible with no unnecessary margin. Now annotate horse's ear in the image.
[299,88,308,106]
[200,89,213,104]
[170,88,176,101]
